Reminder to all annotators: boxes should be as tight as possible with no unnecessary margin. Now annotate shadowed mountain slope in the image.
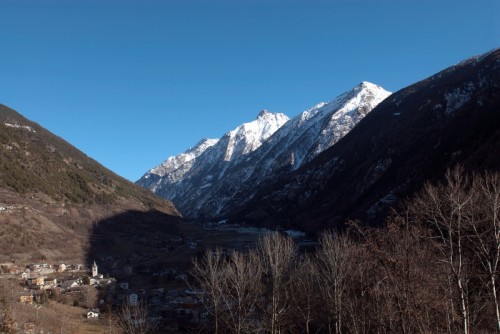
[230,48,500,233]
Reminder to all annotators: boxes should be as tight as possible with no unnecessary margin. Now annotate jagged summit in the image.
[262,80,391,169]
[137,82,391,218]
[356,81,383,89]
[137,109,289,198]
[257,109,271,118]
[208,110,290,164]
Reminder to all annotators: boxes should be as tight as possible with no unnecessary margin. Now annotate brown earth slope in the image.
[0,105,181,263]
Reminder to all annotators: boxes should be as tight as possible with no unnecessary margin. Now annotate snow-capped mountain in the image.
[137,82,391,218]
[242,81,391,177]
[137,110,289,213]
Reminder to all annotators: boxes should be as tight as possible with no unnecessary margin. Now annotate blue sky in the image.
[1,0,498,181]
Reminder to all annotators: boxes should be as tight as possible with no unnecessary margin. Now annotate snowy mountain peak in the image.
[356,81,382,89]
[224,111,289,161]
[307,81,391,156]
[257,109,271,118]
[349,81,390,99]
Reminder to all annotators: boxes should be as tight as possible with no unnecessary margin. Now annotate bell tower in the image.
[92,261,98,277]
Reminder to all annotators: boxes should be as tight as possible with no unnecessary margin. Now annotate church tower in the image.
[92,261,98,277]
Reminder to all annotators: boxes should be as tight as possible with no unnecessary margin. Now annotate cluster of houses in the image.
[6,261,106,305]
[2,259,207,328]
[24,262,86,275]
[17,262,98,290]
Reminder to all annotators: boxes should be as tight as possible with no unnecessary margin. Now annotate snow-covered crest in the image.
[223,110,289,161]
[147,138,219,178]
[137,110,289,193]
[137,81,391,218]
[252,81,391,171]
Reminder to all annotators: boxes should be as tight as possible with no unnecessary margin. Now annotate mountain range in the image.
[138,48,500,233]
[138,81,391,219]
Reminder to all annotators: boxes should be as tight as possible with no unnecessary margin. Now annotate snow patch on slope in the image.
[4,123,36,133]
[445,82,475,114]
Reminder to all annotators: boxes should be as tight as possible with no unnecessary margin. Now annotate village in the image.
[0,220,310,333]
[0,257,210,333]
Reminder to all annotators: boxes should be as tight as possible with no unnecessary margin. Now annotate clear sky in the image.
[1,0,498,181]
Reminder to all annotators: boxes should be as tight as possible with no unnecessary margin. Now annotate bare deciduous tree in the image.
[117,301,157,334]
[220,250,263,334]
[466,171,500,332]
[411,167,475,334]
[342,223,384,334]
[290,254,320,334]
[316,232,353,334]
[258,232,297,334]
[82,285,98,309]
[190,248,226,334]
[369,212,447,334]
[104,312,121,334]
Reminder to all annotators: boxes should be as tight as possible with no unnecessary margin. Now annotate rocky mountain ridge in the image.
[138,81,390,218]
